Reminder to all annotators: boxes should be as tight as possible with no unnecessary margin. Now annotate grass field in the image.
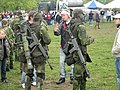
[0,21,118,90]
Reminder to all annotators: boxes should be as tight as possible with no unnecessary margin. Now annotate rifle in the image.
[27,25,53,70]
[67,25,90,78]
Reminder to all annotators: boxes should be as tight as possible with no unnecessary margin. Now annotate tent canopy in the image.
[104,0,120,8]
[85,0,105,9]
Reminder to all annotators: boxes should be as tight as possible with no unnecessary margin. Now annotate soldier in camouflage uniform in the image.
[2,18,15,70]
[21,11,51,90]
[63,9,94,90]
[10,13,21,61]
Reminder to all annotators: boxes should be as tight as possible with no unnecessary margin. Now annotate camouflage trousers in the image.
[72,52,86,90]
[23,56,46,90]
[73,62,86,90]
[6,49,14,71]
[14,46,20,61]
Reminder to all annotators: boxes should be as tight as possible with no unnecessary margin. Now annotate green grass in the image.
[0,21,118,90]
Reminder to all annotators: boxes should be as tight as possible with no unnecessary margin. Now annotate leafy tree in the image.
[0,0,41,11]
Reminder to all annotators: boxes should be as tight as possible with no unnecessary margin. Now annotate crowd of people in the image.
[0,8,94,90]
[83,9,117,29]
[0,7,120,90]
[0,10,51,90]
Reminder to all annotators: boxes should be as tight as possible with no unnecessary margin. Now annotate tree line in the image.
[0,0,112,12]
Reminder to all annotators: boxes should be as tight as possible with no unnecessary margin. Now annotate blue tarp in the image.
[85,0,104,9]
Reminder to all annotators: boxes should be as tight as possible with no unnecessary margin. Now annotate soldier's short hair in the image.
[28,11,36,20]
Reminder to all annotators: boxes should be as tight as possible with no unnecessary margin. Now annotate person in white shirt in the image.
[112,13,120,90]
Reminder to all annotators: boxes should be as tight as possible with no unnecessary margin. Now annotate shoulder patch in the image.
[78,25,85,31]
[41,26,44,30]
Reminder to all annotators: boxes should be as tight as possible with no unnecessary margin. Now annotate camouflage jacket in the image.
[4,26,15,44]
[0,39,10,60]
[26,22,51,58]
[63,19,94,55]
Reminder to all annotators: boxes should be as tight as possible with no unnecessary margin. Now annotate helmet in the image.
[73,9,84,21]
[2,19,8,26]
[33,13,43,25]
[17,11,22,16]
[10,19,19,31]
[0,14,2,21]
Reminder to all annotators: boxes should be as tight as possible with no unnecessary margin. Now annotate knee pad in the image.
[37,73,45,80]
[26,71,34,78]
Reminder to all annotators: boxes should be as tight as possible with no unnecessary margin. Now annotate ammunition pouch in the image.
[83,53,92,62]
[63,43,73,55]
[31,47,43,58]
[80,45,87,54]
[32,56,45,64]
[65,53,75,66]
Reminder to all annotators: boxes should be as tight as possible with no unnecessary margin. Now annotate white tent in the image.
[104,0,120,8]
[84,0,105,9]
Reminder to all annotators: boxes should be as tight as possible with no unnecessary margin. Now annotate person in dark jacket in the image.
[94,12,100,29]
[54,10,74,84]
[89,11,94,26]
[0,29,10,83]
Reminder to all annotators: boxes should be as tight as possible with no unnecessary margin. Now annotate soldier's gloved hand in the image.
[88,35,95,43]
[25,50,33,70]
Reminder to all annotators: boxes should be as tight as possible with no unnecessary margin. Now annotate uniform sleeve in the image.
[112,32,120,54]
[4,27,14,44]
[5,39,10,57]
[78,25,88,45]
[40,26,51,45]
[9,27,15,42]
[78,25,94,45]
[21,25,31,59]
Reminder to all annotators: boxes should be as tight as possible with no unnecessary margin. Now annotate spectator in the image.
[89,11,94,26]
[100,9,105,23]
[106,9,112,22]
[0,14,2,27]
[55,12,62,24]
[84,13,87,23]
[94,12,100,29]
[46,12,51,25]
[50,12,55,25]
[21,63,36,89]
[0,29,10,83]
[54,10,74,85]
[112,13,120,90]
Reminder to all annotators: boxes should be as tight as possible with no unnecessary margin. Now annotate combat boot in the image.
[56,78,65,84]
[70,76,74,84]
[10,66,13,69]
[6,65,10,72]
[70,78,74,84]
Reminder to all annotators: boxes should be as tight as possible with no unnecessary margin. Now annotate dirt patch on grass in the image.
[30,79,72,90]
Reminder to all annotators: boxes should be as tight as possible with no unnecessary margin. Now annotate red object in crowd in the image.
[46,13,51,20]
